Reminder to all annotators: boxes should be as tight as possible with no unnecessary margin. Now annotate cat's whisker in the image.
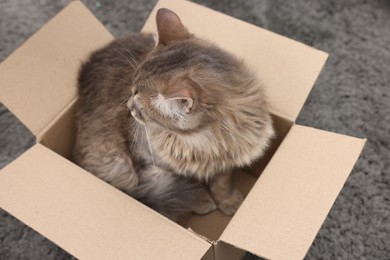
[129,130,137,151]
[118,44,139,64]
[140,128,145,153]
[116,44,139,69]
[112,76,134,86]
[113,97,131,115]
[118,50,138,69]
[134,123,141,142]
[130,121,141,151]
[112,48,137,69]
[130,119,138,128]
[144,125,156,166]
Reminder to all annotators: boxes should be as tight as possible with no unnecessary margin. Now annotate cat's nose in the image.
[127,96,142,112]
[127,98,134,111]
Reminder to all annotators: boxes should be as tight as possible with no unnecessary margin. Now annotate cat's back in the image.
[77,33,155,104]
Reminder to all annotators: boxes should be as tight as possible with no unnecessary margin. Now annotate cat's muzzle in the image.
[127,97,144,123]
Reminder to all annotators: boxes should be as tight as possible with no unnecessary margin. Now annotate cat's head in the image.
[128,8,253,133]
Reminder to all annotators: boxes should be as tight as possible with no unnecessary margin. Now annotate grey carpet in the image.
[0,0,389,259]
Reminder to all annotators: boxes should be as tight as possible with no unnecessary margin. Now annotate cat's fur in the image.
[73,8,274,220]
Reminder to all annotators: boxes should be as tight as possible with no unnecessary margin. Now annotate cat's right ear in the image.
[156,8,190,45]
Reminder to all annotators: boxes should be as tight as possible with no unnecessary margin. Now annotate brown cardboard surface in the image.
[0,1,112,136]
[219,125,366,259]
[0,144,211,259]
[39,98,77,160]
[142,0,328,121]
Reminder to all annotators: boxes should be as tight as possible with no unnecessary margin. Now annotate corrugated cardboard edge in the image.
[0,1,113,136]
[0,144,211,259]
[141,0,329,122]
[187,228,217,260]
[187,229,248,260]
[219,125,366,259]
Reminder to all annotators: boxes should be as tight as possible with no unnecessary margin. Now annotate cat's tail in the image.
[127,172,214,220]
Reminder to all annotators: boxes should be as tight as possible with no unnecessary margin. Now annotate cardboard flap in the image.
[142,0,328,121]
[0,1,113,136]
[0,144,211,259]
[219,125,365,260]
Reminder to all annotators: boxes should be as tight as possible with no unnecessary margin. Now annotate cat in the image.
[73,8,274,220]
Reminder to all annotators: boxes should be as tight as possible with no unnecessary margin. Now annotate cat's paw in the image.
[192,191,217,215]
[218,189,244,216]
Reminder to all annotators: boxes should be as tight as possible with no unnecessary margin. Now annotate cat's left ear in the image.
[156,8,190,45]
[165,87,194,113]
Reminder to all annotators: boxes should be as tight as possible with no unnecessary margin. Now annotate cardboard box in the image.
[0,0,365,259]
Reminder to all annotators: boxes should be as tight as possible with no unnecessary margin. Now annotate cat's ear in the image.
[156,8,190,45]
[165,87,194,114]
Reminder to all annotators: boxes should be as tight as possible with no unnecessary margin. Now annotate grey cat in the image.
[73,8,274,220]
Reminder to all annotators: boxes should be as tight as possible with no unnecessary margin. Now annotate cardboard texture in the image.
[0,1,113,137]
[0,144,211,260]
[0,0,365,259]
[220,125,366,259]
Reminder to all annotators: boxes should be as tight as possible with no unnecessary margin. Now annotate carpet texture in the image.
[0,0,389,259]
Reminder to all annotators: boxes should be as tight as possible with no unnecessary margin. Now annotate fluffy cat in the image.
[73,8,274,220]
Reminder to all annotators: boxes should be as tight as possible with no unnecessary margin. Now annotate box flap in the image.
[219,125,365,259]
[142,0,328,121]
[0,1,113,136]
[0,144,211,259]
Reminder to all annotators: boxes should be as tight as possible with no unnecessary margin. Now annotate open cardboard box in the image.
[0,0,365,259]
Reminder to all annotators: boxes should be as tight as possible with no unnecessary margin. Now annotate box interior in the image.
[39,99,293,242]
